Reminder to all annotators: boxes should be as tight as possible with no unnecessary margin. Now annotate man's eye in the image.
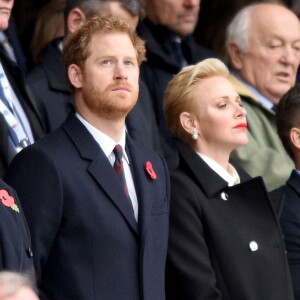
[102,60,111,65]
[124,61,134,66]
[269,44,281,49]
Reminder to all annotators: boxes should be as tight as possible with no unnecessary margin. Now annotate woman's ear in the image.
[180,112,198,135]
[68,64,83,89]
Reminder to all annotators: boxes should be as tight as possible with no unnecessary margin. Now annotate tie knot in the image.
[113,144,123,160]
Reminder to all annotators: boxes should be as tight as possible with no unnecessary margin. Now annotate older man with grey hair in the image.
[226,1,300,191]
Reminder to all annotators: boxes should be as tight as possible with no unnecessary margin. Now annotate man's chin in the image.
[101,103,137,120]
[0,19,9,31]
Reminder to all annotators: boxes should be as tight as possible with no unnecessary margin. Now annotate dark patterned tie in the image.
[113,145,130,199]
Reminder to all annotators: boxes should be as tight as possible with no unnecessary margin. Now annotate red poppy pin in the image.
[0,189,19,213]
[145,161,157,180]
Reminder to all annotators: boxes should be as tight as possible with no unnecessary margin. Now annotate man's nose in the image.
[183,0,199,8]
[114,63,128,80]
[280,45,300,65]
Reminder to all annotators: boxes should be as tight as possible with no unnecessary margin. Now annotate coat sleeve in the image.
[4,146,63,286]
[166,172,222,300]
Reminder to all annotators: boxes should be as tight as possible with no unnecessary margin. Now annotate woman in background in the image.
[30,0,65,64]
[164,58,293,300]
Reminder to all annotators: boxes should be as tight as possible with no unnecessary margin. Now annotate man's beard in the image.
[81,77,138,120]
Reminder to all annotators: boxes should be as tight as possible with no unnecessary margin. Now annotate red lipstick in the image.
[234,123,247,129]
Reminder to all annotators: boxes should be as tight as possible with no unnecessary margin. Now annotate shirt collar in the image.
[198,152,240,186]
[232,72,274,110]
[76,113,129,163]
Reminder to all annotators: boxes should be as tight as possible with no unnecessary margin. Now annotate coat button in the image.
[221,192,228,201]
[27,247,33,258]
[249,241,258,252]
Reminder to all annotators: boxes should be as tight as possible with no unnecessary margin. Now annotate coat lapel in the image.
[126,137,154,237]
[175,139,228,197]
[287,170,300,196]
[63,115,138,234]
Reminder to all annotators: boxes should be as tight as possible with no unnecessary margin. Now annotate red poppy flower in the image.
[0,189,19,212]
[145,161,157,180]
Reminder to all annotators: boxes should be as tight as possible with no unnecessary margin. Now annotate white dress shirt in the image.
[197,152,240,186]
[76,113,138,220]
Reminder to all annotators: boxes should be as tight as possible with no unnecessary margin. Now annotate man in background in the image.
[273,85,300,300]
[226,2,300,190]
[138,0,216,168]
[0,0,44,177]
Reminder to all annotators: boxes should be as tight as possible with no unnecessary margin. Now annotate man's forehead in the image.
[250,17,300,42]
[88,32,137,57]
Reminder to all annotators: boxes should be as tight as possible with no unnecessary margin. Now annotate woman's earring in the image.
[192,131,198,140]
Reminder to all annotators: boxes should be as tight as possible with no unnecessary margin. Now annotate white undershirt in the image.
[197,152,240,186]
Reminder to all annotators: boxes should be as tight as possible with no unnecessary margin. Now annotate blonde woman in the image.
[164,58,293,300]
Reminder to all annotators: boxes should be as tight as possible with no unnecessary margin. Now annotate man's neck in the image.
[76,110,126,142]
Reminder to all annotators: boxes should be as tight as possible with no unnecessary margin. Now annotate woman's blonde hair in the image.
[163,58,230,140]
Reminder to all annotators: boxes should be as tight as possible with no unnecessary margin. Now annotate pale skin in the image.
[228,3,300,104]
[180,76,248,169]
[68,31,140,142]
[290,127,300,169]
[0,286,39,300]
[0,0,14,31]
[142,0,200,38]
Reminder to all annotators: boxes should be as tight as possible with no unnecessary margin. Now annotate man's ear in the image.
[68,64,83,88]
[67,8,87,34]
[227,43,244,70]
[290,127,300,150]
[180,112,199,135]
